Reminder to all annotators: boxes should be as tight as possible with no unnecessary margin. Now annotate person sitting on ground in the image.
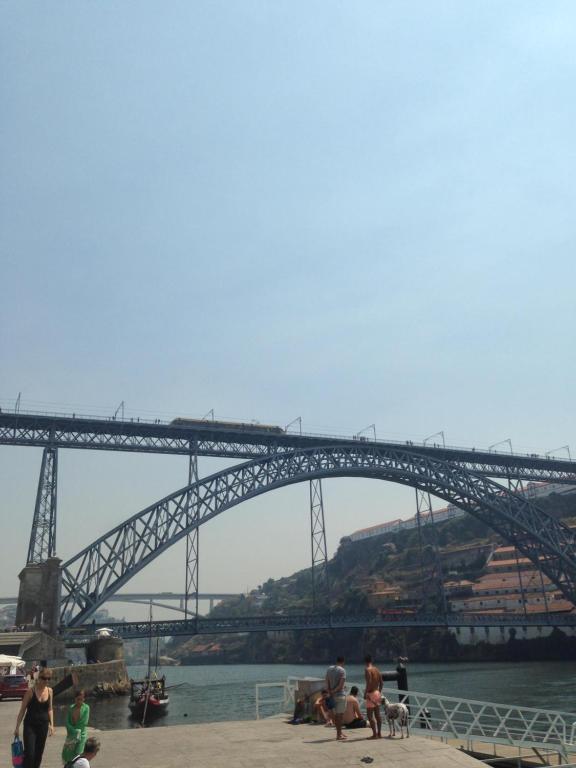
[313,690,334,725]
[65,735,100,768]
[343,686,367,729]
[290,694,308,723]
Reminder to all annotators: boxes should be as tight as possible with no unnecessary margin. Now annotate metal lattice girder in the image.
[60,444,576,626]
[3,412,576,485]
[27,447,58,563]
[309,479,329,609]
[506,476,528,617]
[415,486,432,596]
[415,488,448,614]
[185,449,199,620]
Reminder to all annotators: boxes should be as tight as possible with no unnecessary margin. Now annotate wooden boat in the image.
[129,604,169,723]
[128,675,169,721]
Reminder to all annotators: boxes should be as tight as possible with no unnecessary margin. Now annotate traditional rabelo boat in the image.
[128,674,169,721]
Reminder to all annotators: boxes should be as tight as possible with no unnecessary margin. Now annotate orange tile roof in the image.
[525,601,574,614]
[476,572,551,586]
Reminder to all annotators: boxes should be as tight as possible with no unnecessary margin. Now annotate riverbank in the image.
[0,700,483,768]
[169,627,576,665]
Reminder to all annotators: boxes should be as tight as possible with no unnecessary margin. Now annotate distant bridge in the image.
[0,592,240,612]
[62,611,576,640]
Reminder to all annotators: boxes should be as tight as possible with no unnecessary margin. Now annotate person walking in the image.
[64,736,100,768]
[364,654,383,739]
[325,655,347,741]
[14,667,55,768]
[62,690,90,765]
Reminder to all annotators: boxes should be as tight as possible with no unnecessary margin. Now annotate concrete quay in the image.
[1,700,483,768]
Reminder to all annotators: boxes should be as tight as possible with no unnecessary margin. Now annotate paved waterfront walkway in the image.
[1,701,483,768]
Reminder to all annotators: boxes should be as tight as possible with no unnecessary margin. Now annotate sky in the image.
[1,1,576,619]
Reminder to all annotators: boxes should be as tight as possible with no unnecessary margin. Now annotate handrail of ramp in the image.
[383,687,576,761]
[255,681,293,720]
[255,677,308,720]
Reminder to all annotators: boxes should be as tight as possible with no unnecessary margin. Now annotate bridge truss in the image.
[59,444,576,627]
[2,411,576,482]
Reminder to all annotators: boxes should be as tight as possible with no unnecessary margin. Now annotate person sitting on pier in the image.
[343,686,366,729]
[313,690,334,725]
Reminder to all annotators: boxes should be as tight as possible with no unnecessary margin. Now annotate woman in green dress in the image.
[61,689,90,764]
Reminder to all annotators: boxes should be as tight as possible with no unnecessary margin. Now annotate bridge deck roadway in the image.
[2,411,576,482]
[60,612,576,640]
[0,702,483,768]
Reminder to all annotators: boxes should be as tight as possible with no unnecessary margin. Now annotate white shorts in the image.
[334,694,347,715]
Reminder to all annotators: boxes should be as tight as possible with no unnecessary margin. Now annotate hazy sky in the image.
[1,1,576,618]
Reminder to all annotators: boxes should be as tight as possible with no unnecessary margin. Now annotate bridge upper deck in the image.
[1,410,575,483]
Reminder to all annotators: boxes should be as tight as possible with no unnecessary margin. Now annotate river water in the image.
[53,661,576,731]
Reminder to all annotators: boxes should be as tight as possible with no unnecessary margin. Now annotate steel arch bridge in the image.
[60,443,576,627]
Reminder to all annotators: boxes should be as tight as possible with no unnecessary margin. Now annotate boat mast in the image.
[147,599,152,680]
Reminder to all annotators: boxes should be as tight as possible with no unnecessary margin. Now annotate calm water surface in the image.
[54,661,576,731]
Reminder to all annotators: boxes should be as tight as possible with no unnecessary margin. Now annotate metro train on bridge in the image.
[170,417,285,434]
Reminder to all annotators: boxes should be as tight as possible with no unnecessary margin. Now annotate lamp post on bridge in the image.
[546,445,572,462]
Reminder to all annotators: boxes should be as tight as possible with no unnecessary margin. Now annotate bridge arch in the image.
[60,444,576,625]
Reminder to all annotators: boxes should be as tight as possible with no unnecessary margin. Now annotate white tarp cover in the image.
[0,654,26,674]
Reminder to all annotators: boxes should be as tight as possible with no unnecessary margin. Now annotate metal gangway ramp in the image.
[384,686,576,765]
[256,679,576,765]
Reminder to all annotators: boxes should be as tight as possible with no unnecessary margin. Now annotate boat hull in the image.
[128,695,169,720]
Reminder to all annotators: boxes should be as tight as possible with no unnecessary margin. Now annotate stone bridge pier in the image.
[16,557,62,636]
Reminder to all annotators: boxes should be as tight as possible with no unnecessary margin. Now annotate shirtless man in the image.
[343,686,366,729]
[363,654,383,739]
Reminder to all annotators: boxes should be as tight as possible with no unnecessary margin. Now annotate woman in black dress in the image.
[14,667,55,768]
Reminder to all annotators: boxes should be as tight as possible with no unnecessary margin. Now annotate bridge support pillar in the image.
[310,479,330,610]
[16,556,62,635]
[27,446,58,564]
[185,447,199,623]
[415,488,447,615]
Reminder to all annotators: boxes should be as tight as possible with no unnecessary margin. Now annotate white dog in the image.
[381,696,410,738]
